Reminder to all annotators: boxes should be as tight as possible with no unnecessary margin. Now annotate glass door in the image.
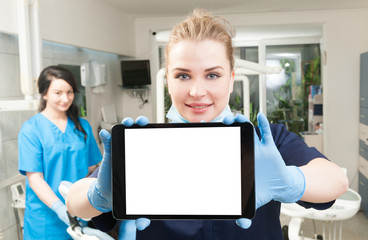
[265,44,321,135]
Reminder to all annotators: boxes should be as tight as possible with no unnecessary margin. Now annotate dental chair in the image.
[281,184,361,240]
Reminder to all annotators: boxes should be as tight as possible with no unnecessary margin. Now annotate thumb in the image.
[135,116,149,126]
[236,218,252,229]
[222,115,235,125]
[99,129,111,147]
[136,218,151,231]
[257,113,273,144]
[235,113,249,123]
[122,117,134,127]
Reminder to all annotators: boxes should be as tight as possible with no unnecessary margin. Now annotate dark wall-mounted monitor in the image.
[121,60,151,88]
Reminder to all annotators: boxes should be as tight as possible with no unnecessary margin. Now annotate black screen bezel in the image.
[111,122,255,220]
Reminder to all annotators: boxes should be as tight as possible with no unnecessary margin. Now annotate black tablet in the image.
[111,122,255,220]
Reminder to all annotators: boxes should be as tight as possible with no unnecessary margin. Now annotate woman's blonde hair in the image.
[165,8,235,72]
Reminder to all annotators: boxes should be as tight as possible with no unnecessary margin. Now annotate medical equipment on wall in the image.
[0,0,40,111]
[123,87,150,109]
[81,60,107,94]
[18,0,42,100]
[10,182,26,239]
[156,58,282,123]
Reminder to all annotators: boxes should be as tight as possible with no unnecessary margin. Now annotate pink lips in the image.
[185,103,213,113]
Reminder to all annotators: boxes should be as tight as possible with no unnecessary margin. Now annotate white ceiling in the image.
[100,0,368,18]
[99,0,368,42]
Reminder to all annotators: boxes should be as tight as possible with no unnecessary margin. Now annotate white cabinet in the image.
[359,52,368,218]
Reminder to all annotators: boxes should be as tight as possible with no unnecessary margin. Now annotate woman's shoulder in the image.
[77,117,93,131]
[255,123,301,144]
[19,113,43,136]
[78,117,91,126]
[254,123,289,136]
[20,113,42,129]
[269,123,288,133]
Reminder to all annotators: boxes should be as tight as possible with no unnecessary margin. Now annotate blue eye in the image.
[176,73,191,80]
[207,73,220,80]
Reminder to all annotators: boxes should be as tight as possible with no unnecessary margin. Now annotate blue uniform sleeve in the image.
[80,118,102,166]
[18,120,43,175]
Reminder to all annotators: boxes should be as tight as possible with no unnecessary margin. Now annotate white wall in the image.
[322,11,368,190]
[39,0,136,56]
[0,0,136,56]
[135,9,368,190]
[0,0,18,35]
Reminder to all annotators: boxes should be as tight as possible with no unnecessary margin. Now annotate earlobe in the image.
[229,71,235,93]
[166,77,172,96]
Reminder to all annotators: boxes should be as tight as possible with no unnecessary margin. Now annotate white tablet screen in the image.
[124,126,241,216]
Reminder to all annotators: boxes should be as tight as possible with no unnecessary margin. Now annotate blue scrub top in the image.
[18,113,102,240]
[92,123,334,240]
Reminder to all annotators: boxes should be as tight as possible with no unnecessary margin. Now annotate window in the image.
[265,44,321,134]
[233,47,259,123]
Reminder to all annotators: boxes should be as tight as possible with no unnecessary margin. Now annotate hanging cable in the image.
[139,91,149,109]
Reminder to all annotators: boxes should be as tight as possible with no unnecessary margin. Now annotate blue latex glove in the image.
[223,113,306,229]
[51,200,70,226]
[254,113,306,206]
[87,127,113,212]
[82,226,115,240]
[118,220,136,240]
[118,218,153,239]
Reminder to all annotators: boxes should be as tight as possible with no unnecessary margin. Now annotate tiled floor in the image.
[280,211,368,240]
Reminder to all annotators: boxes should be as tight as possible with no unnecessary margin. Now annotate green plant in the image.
[229,95,242,112]
[267,54,321,135]
[267,58,308,135]
[164,85,172,122]
[249,102,257,125]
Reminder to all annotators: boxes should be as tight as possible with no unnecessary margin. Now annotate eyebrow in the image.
[52,87,73,92]
[205,66,224,72]
[172,67,190,72]
[172,66,224,72]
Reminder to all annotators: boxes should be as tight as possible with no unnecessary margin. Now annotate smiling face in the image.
[43,78,74,114]
[167,39,234,122]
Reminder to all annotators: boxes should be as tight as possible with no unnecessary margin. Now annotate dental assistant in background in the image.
[66,9,348,240]
[18,66,102,240]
